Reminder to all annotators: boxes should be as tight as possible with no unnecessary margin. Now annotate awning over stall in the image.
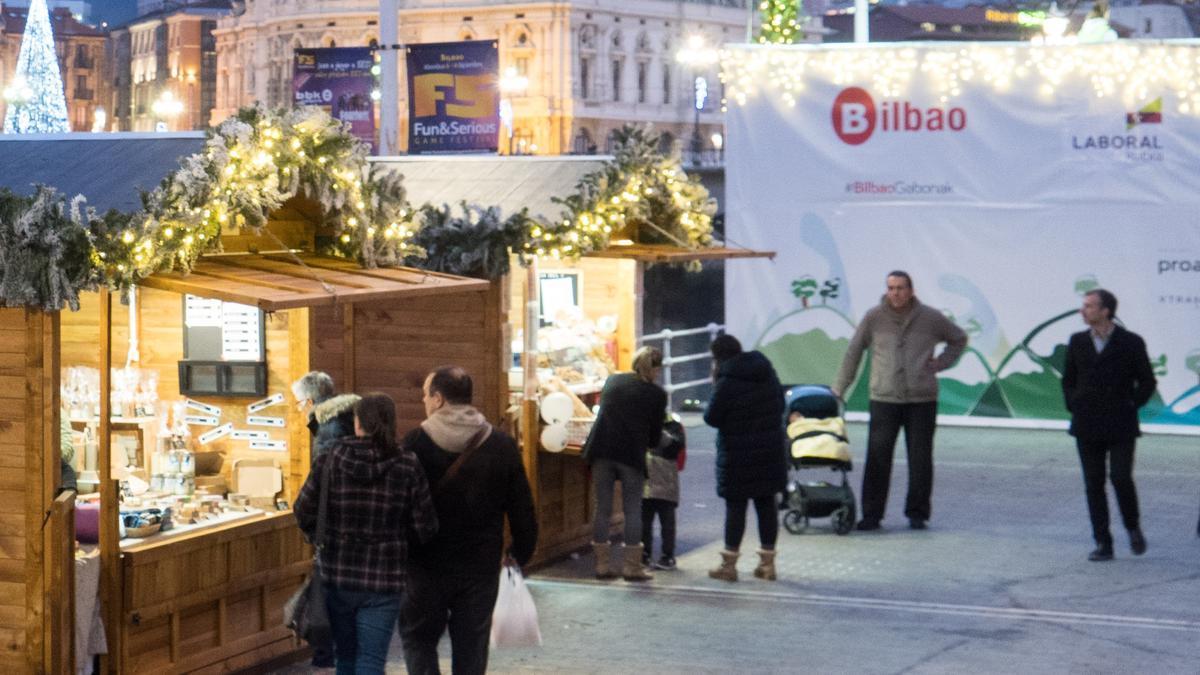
[139,252,489,311]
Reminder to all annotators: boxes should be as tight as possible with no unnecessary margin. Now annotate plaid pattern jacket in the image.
[294,436,438,593]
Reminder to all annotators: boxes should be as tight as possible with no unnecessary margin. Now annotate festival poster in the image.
[293,47,376,151]
[405,40,499,154]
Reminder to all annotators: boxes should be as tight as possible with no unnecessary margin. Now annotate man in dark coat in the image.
[1062,288,1157,562]
[399,366,538,675]
[703,334,787,582]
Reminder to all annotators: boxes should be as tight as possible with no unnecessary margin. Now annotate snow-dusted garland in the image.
[0,114,719,311]
[93,105,424,289]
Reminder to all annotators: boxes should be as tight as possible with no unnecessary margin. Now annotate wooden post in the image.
[341,304,355,393]
[97,288,121,674]
[47,491,75,675]
[521,261,540,506]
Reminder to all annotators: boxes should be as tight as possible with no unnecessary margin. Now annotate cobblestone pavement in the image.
[276,419,1200,674]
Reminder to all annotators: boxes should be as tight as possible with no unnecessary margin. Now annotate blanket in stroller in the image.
[786,417,851,463]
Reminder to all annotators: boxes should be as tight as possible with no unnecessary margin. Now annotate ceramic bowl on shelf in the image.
[124,522,161,538]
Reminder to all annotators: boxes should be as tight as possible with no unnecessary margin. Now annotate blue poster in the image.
[405,40,499,154]
[293,47,376,151]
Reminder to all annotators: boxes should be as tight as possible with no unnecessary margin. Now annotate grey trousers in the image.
[591,458,644,545]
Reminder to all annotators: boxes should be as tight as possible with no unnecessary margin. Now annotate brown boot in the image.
[621,543,653,581]
[708,549,739,582]
[592,541,618,580]
[753,549,777,581]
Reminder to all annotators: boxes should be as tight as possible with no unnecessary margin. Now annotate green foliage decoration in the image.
[0,187,98,311]
[527,125,716,262]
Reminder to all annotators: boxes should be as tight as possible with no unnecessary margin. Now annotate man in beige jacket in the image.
[833,271,967,531]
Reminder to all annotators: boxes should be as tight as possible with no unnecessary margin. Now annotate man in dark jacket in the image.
[1062,289,1157,562]
[703,335,787,582]
[399,366,538,675]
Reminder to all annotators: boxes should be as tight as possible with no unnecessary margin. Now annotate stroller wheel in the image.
[833,505,855,536]
[784,509,809,535]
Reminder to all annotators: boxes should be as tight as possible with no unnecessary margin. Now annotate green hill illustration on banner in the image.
[756,305,1199,426]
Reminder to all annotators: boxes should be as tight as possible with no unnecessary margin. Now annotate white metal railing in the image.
[639,322,723,409]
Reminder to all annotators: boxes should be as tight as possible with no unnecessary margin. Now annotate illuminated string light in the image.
[721,42,1200,116]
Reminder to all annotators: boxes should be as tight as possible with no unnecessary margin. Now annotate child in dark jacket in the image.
[642,416,686,570]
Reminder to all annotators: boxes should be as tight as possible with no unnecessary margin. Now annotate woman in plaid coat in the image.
[294,393,438,674]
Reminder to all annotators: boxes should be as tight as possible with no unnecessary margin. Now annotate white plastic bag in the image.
[490,564,542,648]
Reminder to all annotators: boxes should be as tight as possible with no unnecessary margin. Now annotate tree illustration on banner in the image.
[2,0,70,134]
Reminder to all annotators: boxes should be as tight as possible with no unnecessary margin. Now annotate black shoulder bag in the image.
[284,458,334,646]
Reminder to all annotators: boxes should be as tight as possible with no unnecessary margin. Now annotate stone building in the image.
[107,0,229,132]
[212,0,748,155]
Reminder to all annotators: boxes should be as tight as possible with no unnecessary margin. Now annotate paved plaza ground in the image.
[277,417,1200,674]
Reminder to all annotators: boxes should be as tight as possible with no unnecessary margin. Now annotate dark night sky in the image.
[87,0,137,26]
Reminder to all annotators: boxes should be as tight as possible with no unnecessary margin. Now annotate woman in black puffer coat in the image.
[703,334,786,582]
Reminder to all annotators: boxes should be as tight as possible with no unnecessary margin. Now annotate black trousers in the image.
[861,400,938,523]
[724,495,779,551]
[641,498,677,558]
[1076,436,1140,545]
[399,563,500,675]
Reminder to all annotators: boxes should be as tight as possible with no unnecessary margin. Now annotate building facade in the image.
[108,0,228,132]
[212,0,748,155]
[0,4,107,131]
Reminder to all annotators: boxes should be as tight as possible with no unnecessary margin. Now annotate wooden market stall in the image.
[375,155,773,565]
[0,134,504,674]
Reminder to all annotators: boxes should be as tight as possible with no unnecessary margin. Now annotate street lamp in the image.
[499,66,529,155]
[711,132,724,162]
[3,75,34,132]
[151,90,183,132]
[675,34,719,163]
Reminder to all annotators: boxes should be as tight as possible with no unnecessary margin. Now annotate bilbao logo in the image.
[831,87,967,145]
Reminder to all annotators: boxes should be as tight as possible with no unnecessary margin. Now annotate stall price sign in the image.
[184,295,264,361]
[232,430,270,441]
[247,416,286,428]
[247,393,285,414]
[250,440,287,452]
[184,415,220,427]
[199,423,234,445]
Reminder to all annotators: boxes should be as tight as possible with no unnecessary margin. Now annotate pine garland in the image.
[0,188,97,311]
[97,105,426,288]
[530,125,717,260]
[405,202,531,280]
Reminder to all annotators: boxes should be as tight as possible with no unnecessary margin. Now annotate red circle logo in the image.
[832,87,876,145]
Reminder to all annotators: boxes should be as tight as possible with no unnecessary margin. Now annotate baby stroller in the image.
[781,385,856,535]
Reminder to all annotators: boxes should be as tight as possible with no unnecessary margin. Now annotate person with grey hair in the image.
[292,371,361,465]
[581,346,667,581]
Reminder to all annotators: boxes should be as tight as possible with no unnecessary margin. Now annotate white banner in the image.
[724,42,1200,432]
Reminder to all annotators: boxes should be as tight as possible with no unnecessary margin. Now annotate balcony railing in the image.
[74,55,95,69]
[681,148,724,168]
[74,88,94,101]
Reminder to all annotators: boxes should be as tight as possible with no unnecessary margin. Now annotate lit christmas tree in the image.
[758,0,804,44]
[3,0,70,133]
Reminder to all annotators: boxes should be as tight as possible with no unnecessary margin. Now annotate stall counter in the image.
[118,510,310,673]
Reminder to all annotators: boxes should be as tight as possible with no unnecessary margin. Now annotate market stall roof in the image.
[373,155,608,223]
[139,252,490,311]
[586,243,774,262]
[372,155,774,261]
[0,132,207,212]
